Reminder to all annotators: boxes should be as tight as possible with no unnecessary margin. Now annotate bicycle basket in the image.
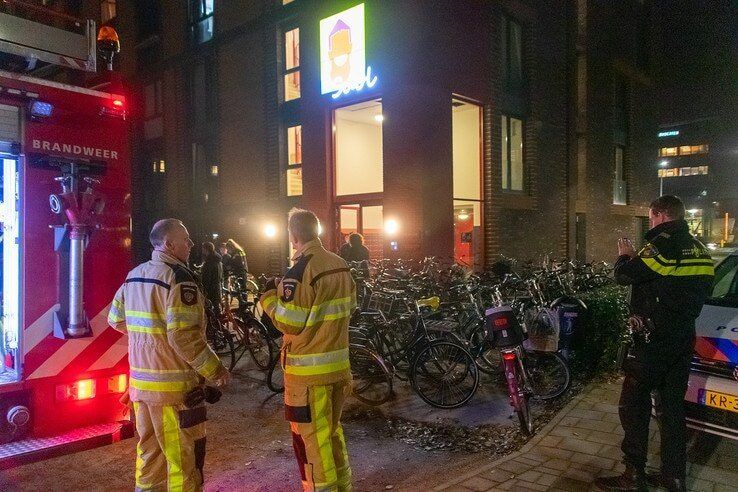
[484,306,524,348]
[260,312,283,340]
[524,307,559,352]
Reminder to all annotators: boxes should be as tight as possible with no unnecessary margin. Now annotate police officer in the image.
[595,196,714,492]
[108,219,230,492]
[261,208,355,492]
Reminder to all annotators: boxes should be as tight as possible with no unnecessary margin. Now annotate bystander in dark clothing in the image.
[201,242,223,314]
[225,239,248,285]
[218,242,232,276]
[595,196,714,492]
[340,233,370,263]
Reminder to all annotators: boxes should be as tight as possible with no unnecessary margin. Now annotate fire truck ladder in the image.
[0,0,96,72]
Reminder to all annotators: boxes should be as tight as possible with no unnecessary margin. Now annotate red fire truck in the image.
[0,4,132,467]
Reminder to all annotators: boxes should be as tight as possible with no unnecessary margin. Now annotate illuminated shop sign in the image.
[658,130,679,137]
[320,3,378,99]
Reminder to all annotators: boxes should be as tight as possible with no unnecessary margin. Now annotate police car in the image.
[685,250,738,440]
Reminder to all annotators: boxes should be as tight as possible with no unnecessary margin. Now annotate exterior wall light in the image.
[384,219,399,235]
[264,224,277,238]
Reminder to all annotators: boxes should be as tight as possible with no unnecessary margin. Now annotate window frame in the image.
[189,0,215,44]
[143,80,163,120]
[706,255,738,308]
[281,26,301,103]
[501,114,525,192]
[502,16,524,92]
[613,144,627,205]
[285,124,303,197]
[100,0,116,24]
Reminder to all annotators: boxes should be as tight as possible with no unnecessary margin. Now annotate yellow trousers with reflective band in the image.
[286,381,352,492]
[133,401,207,492]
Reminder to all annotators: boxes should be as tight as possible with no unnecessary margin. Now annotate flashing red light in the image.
[113,100,124,107]
[502,352,517,361]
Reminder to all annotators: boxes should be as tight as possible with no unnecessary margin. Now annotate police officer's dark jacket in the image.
[614,219,714,342]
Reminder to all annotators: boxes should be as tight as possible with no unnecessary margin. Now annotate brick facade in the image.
[112,0,657,273]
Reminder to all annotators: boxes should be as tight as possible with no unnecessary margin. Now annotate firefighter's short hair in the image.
[288,208,320,243]
[150,219,184,248]
[650,195,685,220]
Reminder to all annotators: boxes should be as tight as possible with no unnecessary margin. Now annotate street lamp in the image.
[659,160,669,196]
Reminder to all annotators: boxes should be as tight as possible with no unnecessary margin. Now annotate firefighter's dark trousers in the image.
[619,344,692,481]
[133,401,207,492]
[285,380,352,491]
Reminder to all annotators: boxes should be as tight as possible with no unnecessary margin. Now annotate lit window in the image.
[283,28,300,102]
[101,0,116,23]
[501,115,524,191]
[210,165,219,176]
[334,100,384,196]
[287,125,302,196]
[152,160,165,173]
[453,98,483,269]
[190,0,214,44]
[660,145,709,156]
[679,144,709,155]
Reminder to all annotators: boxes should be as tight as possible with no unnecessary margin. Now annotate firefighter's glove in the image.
[264,276,281,292]
[204,385,222,404]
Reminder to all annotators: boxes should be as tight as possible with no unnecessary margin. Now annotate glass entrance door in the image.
[0,157,20,384]
[337,203,383,260]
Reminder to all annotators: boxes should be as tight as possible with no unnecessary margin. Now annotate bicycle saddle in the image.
[416,296,440,311]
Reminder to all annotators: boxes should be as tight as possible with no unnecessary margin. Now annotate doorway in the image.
[333,98,384,260]
[0,156,20,384]
[452,98,483,269]
[337,203,383,260]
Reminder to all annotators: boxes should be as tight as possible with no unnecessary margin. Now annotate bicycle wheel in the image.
[467,323,499,376]
[409,340,479,409]
[266,356,284,393]
[208,322,236,371]
[524,350,571,400]
[349,344,393,406]
[516,383,533,435]
[243,317,273,370]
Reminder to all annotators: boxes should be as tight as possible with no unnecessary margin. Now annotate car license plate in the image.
[700,389,738,413]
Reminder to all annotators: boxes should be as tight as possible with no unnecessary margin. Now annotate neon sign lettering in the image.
[331,66,378,99]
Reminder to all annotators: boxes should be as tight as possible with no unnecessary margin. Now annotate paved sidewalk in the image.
[435,378,738,492]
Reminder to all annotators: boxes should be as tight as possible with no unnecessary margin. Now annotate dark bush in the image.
[570,285,629,375]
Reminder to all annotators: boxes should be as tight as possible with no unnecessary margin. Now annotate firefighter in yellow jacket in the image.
[261,208,356,492]
[108,219,230,492]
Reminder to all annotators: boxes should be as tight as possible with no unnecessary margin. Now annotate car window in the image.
[706,256,738,307]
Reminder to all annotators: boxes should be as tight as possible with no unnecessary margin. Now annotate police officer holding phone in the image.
[595,196,714,492]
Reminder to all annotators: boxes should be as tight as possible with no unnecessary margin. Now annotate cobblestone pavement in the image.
[434,378,738,492]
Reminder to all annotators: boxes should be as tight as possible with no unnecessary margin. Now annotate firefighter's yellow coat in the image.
[109,250,226,491]
[261,238,355,491]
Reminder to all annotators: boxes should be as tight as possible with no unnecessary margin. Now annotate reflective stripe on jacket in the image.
[108,250,226,405]
[614,219,714,348]
[260,238,356,386]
